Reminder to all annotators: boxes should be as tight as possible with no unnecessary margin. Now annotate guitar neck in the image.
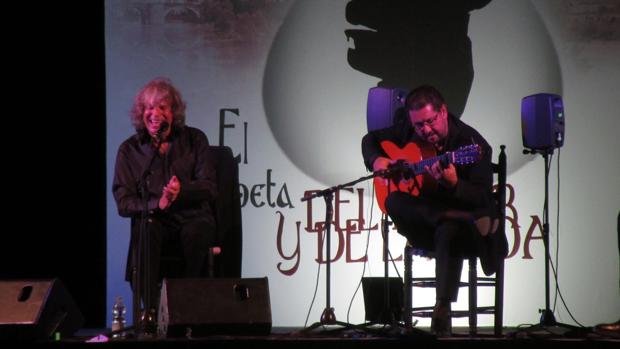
[406,153,452,175]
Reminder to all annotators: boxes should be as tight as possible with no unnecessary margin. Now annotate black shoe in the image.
[431,302,452,337]
[138,308,157,338]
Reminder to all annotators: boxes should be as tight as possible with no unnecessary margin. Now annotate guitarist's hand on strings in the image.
[425,161,458,188]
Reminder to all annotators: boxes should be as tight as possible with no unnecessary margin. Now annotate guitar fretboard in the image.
[406,153,452,175]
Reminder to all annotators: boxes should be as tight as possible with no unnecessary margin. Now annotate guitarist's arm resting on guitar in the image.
[372,156,391,172]
[372,156,391,187]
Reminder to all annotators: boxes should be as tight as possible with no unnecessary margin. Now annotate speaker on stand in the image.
[519,93,584,336]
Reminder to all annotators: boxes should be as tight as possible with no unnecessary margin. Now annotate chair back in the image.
[492,145,508,260]
[489,145,507,336]
[131,145,243,280]
[208,145,243,278]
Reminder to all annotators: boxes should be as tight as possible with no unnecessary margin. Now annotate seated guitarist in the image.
[361,85,505,336]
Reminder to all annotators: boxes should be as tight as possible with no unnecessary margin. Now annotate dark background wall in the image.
[1,1,107,328]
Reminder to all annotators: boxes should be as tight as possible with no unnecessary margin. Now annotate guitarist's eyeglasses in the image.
[412,112,440,131]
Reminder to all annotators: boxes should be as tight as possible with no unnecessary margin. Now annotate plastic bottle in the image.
[111,296,126,338]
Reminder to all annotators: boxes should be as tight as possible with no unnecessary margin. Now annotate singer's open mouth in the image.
[147,118,163,128]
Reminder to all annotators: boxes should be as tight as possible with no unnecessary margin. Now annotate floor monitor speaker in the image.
[158,277,271,337]
[0,279,84,341]
[361,277,403,324]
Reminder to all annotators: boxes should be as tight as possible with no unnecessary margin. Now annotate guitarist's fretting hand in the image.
[425,161,458,188]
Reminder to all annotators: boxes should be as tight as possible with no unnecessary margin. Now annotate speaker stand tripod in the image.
[519,148,584,337]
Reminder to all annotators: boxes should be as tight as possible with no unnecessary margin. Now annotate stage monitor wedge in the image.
[0,279,84,341]
[521,93,565,150]
[158,277,272,338]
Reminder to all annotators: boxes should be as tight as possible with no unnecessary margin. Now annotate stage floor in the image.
[17,325,619,348]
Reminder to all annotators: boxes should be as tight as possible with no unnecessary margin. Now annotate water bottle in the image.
[111,296,126,338]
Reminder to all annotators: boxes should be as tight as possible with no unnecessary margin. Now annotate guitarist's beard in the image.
[417,129,441,148]
[423,132,446,152]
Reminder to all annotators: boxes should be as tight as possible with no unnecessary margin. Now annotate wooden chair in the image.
[403,145,507,336]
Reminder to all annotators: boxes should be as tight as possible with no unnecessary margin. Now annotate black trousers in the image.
[385,192,473,302]
[134,214,216,309]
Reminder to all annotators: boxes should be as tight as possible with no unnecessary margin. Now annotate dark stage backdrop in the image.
[1,1,107,328]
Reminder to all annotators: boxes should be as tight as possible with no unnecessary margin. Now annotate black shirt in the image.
[113,126,217,225]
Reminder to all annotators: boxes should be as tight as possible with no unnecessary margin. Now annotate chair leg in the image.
[494,260,505,336]
[404,246,413,328]
[207,248,215,278]
[468,257,477,336]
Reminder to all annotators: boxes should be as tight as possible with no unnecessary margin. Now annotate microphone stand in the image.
[363,166,428,337]
[376,173,420,331]
[300,164,410,333]
[133,141,161,337]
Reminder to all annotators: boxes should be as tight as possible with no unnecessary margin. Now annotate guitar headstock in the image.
[452,144,482,165]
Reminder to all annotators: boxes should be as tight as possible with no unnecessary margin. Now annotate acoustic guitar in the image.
[374,141,481,213]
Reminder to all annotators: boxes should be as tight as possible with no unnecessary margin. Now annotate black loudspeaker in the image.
[361,277,403,323]
[367,87,408,132]
[158,277,271,337]
[521,93,565,150]
[0,279,84,341]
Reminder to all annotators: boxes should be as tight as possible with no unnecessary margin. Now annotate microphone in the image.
[152,121,169,148]
[157,121,169,137]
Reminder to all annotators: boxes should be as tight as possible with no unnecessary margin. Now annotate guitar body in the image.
[374,141,437,213]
